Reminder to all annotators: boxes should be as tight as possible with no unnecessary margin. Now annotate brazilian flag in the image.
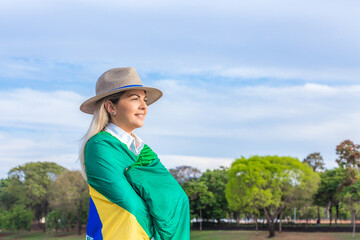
[84,132,190,240]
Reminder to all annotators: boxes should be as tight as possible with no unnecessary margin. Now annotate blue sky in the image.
[0,0,359,178]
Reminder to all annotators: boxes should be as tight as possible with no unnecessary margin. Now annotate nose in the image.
[140,99,148,110]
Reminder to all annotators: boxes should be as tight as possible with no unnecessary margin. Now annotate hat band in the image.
[111,84,143,91]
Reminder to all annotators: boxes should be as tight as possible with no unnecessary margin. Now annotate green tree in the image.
[226,155,319,238]
[183,180,215,231]
[198,167,229,223]
[0,177,24,211]
[313,168,345,227]
[8,161,66,231]
[341,179,360,239]
[226,175,262,233]
[335,139,360,232]
[302,152,324,224]
[46,210,69,234]
[0,204,33,232]
[48,170,89,235]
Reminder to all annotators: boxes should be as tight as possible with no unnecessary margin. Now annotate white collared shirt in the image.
[104,123,144,156]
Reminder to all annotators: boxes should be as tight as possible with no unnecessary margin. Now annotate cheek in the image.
[116,103,132,115]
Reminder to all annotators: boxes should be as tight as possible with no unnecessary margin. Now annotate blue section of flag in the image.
[86,197,103,240]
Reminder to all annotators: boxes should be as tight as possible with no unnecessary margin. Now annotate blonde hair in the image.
[79,98,109,180]
[79,91,125,180]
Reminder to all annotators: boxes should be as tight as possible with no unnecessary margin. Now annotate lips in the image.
[135,113,145,119]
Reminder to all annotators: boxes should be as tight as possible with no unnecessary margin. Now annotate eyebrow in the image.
[128,94,147,99]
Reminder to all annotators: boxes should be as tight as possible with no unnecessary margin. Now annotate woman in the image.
[79,67,190,240]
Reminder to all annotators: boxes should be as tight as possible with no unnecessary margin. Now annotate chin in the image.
[134,122,144,129]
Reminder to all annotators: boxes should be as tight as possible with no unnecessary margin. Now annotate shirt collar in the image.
[104,123,144,156]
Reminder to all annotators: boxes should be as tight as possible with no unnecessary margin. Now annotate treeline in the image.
[0,139,359,238]
[171,139,360,238]
[0,162,88,234]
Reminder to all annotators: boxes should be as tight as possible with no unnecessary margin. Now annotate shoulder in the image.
[85,130,135,159]
[87,131,117,145]
[86,132,124,153]
[85,132,132,167]
[84,132,134,181]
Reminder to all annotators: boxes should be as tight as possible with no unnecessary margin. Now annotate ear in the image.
[104,100,116,115]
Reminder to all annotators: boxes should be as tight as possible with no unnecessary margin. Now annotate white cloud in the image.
[0,88,90,129]
[0,130,82,178]
[159,155,233,172]
[0,88,88,178]
[0,0,359,178]
[2,83,360,144]
[146,80,360,142]
[1,0,359,76]
[1,82,360,178]
[218,67,360,82]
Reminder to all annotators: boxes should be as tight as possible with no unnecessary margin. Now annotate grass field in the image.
[0,230,358,239]
[190,231,356,240]
[0,231,83,240]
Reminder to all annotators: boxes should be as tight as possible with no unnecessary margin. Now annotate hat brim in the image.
[80,86,162,114]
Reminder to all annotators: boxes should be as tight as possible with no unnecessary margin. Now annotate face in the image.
[106,90,148,134]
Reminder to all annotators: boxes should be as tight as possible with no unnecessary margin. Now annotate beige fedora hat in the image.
[80,67,162,114]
